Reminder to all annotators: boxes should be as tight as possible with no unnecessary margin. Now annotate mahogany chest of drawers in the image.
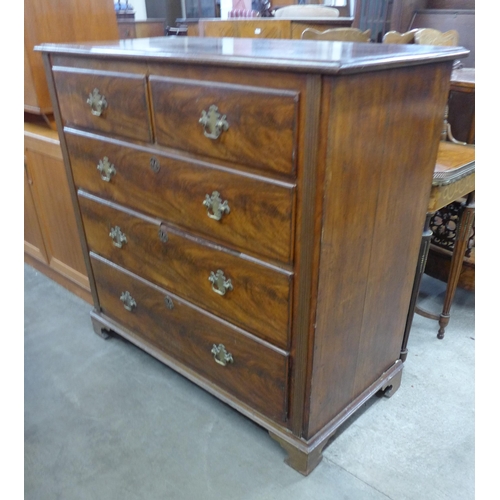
[38,37,466,475]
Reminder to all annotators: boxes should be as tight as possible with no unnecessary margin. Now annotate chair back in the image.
[382,29,418,44]
[301,27,371,42]
[414,28,459,46]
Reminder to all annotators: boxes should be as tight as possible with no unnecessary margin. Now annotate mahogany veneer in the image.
[38,37,467,475]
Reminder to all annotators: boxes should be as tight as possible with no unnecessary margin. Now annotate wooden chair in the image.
[382,29,418,44]
[301,27,371,42]
[414,28,459,47]
[382,28,458,46]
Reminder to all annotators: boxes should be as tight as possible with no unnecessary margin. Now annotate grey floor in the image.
[24,263,475,500]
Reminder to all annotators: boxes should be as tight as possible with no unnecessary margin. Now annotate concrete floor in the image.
[24,263,475,499]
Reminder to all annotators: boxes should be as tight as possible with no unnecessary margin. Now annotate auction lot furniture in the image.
[38,37,466,475]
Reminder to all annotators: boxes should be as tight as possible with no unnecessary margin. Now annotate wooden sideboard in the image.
[37,37,466,475]
[448,67,475,145]
[117,19,166,39]
[24,0,117,297]
[194,17,353,38]
[24,118,92,304]
[24,0,119,117]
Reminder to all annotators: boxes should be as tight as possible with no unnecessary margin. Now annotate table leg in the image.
[436,192,475,339]
[401,212,433,361]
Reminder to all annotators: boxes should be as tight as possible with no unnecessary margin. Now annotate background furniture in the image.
[197,16,353,37]
[414,26,458,46]
[447,67,475,145]
[145,0,184,28]
[423,67,475,295]
[39,36,464,475]
[301,27,371,42]
[183,0,218,18]
[353,0,393,42]
[117,18,166,38]
[24,0,119,119]
[24,117,92,304]
[408,8,474,67]
[24,0,118,298]
[402,141,474,352]
[384,24,475,341]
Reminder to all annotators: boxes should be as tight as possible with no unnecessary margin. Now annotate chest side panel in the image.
[306,63,453,437]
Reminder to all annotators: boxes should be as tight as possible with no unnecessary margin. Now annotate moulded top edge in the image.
[35,37,469,75]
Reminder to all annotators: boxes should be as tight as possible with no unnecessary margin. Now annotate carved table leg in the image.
[437,193,475,339]
[269,432,330,476]
[401,213,433,361]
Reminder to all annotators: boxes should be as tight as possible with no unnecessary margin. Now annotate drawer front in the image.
[66,130,295,263]
[200,21,236,37]
[91,254,289,423]
[80,193,292,349]
[149,76,299,176]
[237,20,290,39]
[53,67,152,142]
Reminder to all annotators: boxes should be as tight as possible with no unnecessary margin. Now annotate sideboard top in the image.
[36,36,468,75]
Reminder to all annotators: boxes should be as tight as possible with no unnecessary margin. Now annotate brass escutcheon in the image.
[150,157,160,173]
[158,223,169,243]
[120,291,136,311]
[203,191,230,221]
[109,226,127,248]
[199,105,229,140]
[164,296,174,310]
[97,157,116,182]
[208,270,233,296]
[87,88,107,116]
[211,344,233,367]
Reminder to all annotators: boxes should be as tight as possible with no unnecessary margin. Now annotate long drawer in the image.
[52,67,152,143]
[149,76,299,176]
[91,253,289,423]
[66,129,295,263]
[80,192,293,349]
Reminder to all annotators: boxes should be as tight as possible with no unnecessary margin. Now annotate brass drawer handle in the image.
[97,157,116,182]
[87,88,108,116]
[203,191,230,221]
[199,105,229,140]
[120,291,136,311]
[109,226,127,248]
[211,344,233,367]
[209,270,233,296]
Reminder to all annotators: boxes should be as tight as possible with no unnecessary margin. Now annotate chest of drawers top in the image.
[37,36,467,74]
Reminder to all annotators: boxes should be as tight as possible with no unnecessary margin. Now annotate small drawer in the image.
[66,130,295,264]
[149,76,299,176]
[237,20,289,39]
[52,67,152,142]
[91,254,289,423]
[79,192,293,349]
